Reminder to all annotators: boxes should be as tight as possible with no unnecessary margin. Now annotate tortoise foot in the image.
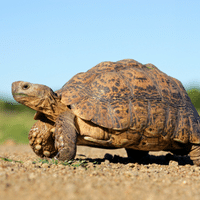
[189,145,200,166]
[29,120,57,158]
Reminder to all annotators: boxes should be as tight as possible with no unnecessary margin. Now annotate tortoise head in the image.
[12,81,61,118]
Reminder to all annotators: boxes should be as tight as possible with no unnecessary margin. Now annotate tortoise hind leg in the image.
[54,111,77,161]
[189,144,200,166]
[125,149,149,161]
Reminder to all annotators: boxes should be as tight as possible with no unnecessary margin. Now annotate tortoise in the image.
[12,59,200,165]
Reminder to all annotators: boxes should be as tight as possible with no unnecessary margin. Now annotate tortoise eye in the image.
[22,84,30,90]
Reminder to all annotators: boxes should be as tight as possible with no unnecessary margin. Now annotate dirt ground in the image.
[0,143,200,200]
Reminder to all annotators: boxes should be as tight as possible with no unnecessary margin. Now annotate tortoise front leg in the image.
[29,120,57,158]
[189,144,200,166]
[54,111,77,161]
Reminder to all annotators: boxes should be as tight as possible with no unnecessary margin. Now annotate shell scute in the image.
[143,101,167,138]
[130,99,148,132]
[59,59,200,144]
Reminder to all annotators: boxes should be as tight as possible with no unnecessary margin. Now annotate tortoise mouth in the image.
[13,93,29,97]
[12,93,29,103]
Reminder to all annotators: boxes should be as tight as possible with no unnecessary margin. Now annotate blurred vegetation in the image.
[187,88,200,112]
[0,87,200,144]
[0,98,35,144]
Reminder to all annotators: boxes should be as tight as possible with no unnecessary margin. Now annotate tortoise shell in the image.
[58,59,200,144]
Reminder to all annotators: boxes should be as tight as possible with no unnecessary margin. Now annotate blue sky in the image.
[1,0,200,100]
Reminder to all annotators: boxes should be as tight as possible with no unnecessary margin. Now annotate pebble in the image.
[42,163,50,169]
[104,160,110,165]
[90,171,99,176]
[23,161,33,168]
[127,163,135,168]
[169,160,179,167]
[53,173,58,178]
[103,168,109,172]
[57,165,66,170]
[28,173,36,180]
[182,180,187,185]
[87,163,95,168]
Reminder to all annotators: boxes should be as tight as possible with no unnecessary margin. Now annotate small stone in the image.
[195,167,200,171]
[169,160,178,167]
[124,171,133,177]
[87,163,94,168]
[103,168,109,172]
[28,173,36,180]
[23,161,33,168]
[132,172,139,176]
[57,165,65,169]
[42,163,49,168]
[111,165,119,169]
[90,171,99,176]
[182,180,187,185]
[104,160,110,165]
[127,163,135,168]
[162,179,171,184]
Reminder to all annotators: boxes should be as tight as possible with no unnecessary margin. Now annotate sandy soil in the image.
[0,143,200,200]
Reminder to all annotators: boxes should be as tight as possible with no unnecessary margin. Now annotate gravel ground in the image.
[0,143,200,200]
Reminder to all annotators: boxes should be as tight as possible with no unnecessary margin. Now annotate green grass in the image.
[0,99,35,144]
[0,156,89,168]
[35,158,88,168]
[0,157,23,163]
[187,88,200,111]
[0,112,35,144]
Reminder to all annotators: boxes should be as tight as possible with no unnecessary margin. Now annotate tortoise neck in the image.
[42,100,69,122]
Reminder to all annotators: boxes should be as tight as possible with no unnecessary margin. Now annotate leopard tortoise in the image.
[12,59,200,165]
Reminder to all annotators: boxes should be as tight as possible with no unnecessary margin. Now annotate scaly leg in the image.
[189,144,200,166]
[54,111,77,161]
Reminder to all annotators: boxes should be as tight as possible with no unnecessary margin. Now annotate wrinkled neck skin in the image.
[31,97,68,122]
